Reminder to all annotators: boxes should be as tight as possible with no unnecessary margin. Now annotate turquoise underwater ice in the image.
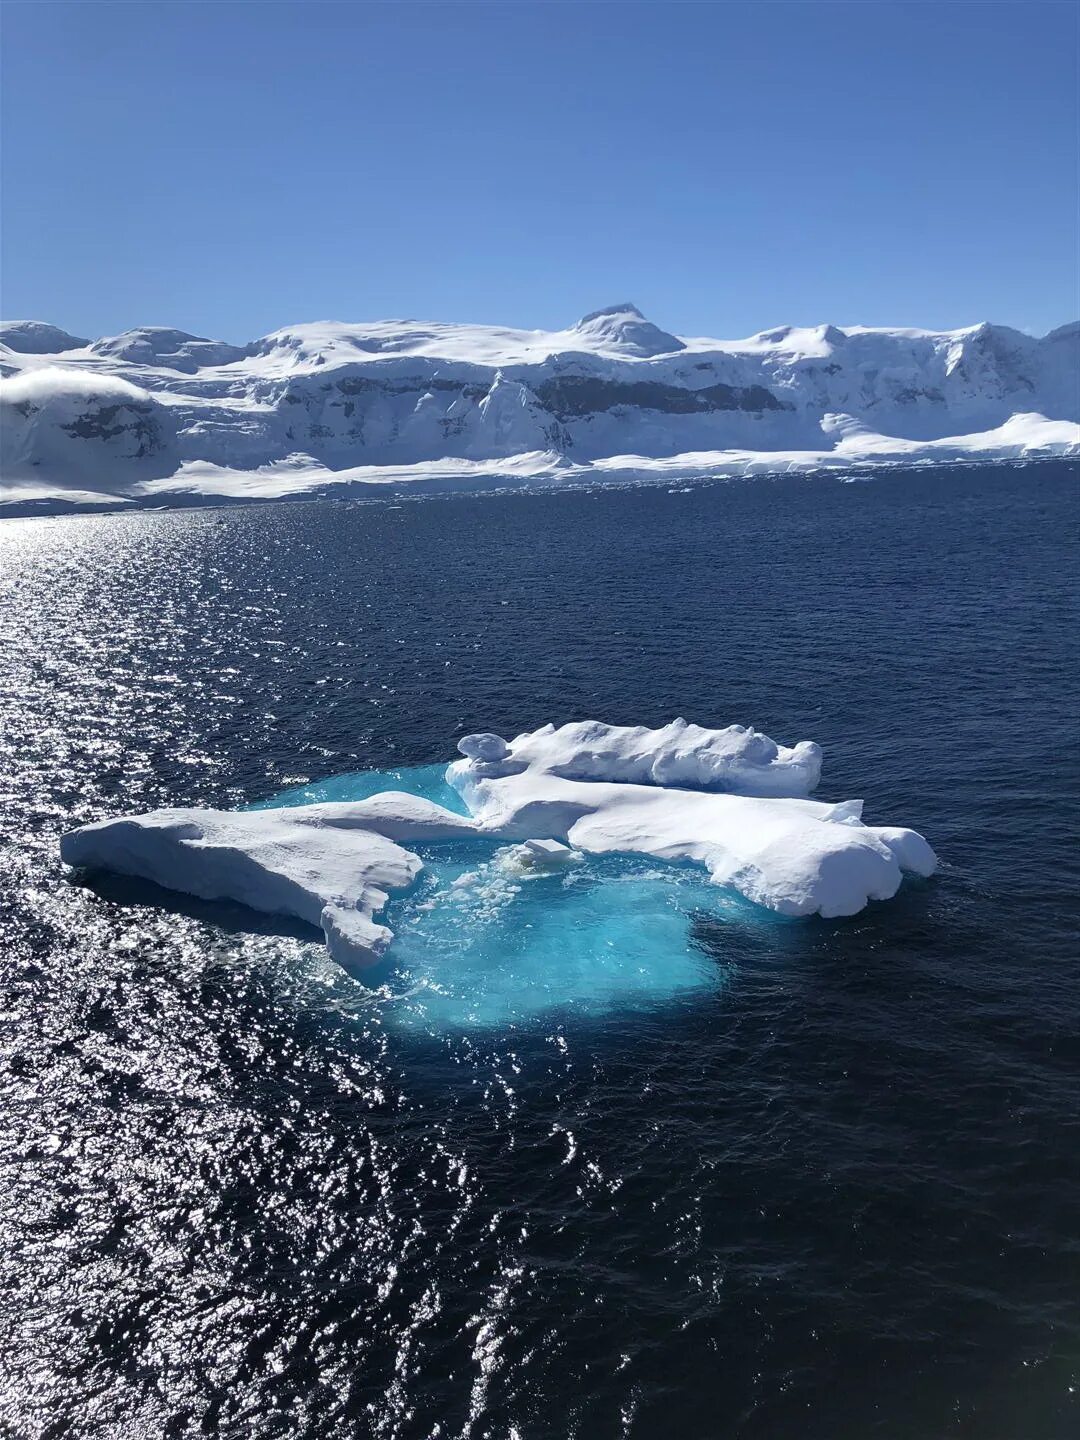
[257,765,741,1029]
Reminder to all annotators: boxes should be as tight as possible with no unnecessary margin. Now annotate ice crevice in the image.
[60,720,936,971]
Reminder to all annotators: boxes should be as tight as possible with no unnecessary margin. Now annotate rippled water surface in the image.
[2,463,1078,1439]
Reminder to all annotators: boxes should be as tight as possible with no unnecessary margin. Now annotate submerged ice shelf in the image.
[377,842,736,1029]
[263,765,739,1025]
[61,721,937,1001]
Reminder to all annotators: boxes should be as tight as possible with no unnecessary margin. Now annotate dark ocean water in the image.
[1,461,1078,1440]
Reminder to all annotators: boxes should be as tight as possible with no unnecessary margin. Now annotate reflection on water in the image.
[1,463,1078,1439]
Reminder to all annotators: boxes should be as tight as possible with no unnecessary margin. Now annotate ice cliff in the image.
[3,305,1076,511]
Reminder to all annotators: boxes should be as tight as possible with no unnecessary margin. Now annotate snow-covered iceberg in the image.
[61,792,479,970]
[61,720,936,971]
[447,722,934,920]
[456,719,823,796]
[3,305,1076,512]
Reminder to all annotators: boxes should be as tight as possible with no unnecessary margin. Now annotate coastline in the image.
[2,439,1076,520]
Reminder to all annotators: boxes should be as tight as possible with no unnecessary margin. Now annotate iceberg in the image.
[61,792,478,970]
[61,720,936,973]
[447,722,934,919]
[456,719,824,796]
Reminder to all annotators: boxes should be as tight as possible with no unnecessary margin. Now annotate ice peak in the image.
[578,302,647,324]
[90,326,247,372]
[569,303,685,358]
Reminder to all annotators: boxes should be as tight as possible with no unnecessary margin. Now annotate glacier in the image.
[2,303,1076,513]
[61,719,936,974]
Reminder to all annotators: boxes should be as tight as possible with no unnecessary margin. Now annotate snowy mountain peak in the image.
[748,323,848,355]
[1,307,1076,513]
[578,303,646,322]
[569,303,685,358]
[90,327,248,373]
[0,321,89,355]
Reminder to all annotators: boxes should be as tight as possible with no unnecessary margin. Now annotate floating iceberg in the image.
[448,721,934,919]
[61,720,936,970]
[455,719,823,796]
[61,792,478,970]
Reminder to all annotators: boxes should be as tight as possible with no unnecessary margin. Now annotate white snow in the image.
[61,720,936,969]
[0,368,178,496]
[89,327,248,373]
[454,719,823,797]
[3,304,1075,512]
[448,725,935,919]
[457,732,512,762]
[0,321,89,354]
[567,303,685,358]
[60,792,478,970]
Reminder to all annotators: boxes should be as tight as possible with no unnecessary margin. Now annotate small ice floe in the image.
[60,791,479,972]
[496,838,584,877]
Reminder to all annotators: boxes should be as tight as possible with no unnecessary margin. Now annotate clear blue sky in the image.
[2,1,1076,342]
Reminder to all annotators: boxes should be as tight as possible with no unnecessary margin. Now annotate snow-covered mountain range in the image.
[1,304,1076,512]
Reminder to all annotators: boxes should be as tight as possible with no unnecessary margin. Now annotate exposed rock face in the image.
[59,398,162,456]
[533,374,788,419]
